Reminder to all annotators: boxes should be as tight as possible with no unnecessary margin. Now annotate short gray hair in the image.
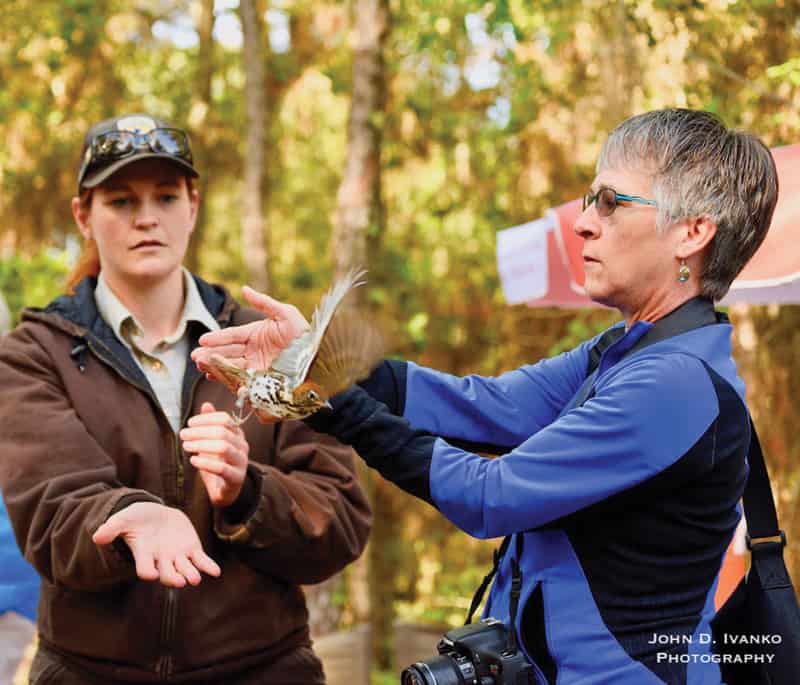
[597,109,778,301]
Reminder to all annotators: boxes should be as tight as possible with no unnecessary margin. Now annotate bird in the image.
[205,268,384,424]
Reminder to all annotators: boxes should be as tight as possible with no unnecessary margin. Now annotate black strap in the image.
[743,418,785,548]
[505,534,524,655]
[464,534,525,655]
[465,536,511,625]
[573,368,599,407]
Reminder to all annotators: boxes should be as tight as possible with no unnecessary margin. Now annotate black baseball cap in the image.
[77,113,199,189]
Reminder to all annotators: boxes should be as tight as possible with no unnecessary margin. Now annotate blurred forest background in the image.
[3,0,800,680]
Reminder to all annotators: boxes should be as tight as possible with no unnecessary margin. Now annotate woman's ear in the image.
[188,187,200,234]
[71,196,92,241]
[676,215,717,261]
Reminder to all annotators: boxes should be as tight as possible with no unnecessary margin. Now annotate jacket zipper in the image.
[85,337,202,679]
[156,588,177,679]
[175,370,205,505]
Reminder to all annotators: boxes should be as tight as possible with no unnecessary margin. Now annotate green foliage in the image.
[767,58,800,86]
[547,309,619,357]
[5,0,800,670]
[371,669,398,685]
[0,250,71,326]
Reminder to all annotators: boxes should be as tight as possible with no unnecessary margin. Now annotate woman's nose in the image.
[134,201,159,228]
[573,207,600,240]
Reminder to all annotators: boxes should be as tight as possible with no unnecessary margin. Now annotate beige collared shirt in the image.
[95,268,220,432]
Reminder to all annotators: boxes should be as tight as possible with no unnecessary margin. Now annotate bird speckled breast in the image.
[247,373,289,410]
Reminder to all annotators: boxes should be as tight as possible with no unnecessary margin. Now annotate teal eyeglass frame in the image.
[583,187,658,217]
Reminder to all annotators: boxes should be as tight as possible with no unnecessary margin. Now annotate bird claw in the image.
[232,407,254,427]
[233,387,252,426]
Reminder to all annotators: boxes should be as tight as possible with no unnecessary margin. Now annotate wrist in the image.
[222,467,260,523]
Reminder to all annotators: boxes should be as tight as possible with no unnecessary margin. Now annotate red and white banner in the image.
[497,144,800,307]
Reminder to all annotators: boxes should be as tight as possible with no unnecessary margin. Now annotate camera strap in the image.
[465,533,525,655]
[506,534,525,654]
[465,536,511,625]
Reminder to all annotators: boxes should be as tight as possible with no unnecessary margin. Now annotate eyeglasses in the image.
[582,186,658,217]
[80,128,193,178]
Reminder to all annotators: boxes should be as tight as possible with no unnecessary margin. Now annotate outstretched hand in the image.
[93,501,221,587]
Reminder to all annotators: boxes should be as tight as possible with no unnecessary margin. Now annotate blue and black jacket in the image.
[306,297,749,685]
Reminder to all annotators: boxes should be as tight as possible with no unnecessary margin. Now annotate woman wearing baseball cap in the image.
[0,114,371,684]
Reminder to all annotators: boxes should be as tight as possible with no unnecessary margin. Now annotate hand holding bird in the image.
[194,269,384,424]
[193,286,311,372]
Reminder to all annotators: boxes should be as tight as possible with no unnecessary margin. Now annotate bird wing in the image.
[304,306,385,398]
[205,353,251,396]
[270,268,367,385]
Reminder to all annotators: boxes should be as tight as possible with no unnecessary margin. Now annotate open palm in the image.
[192,286,310,373]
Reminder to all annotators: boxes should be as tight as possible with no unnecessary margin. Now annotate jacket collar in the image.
[94,268,221,346]
[588,296,723,375]
[30,273,234,334]
[22,274,237,394]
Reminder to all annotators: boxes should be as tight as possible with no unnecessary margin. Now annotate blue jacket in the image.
[0,493,39,621]
[306,297,748,684]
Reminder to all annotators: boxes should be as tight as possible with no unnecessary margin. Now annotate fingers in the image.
[190,549,221,578]
[182,431,247,458]
[191,344,246,366]
[133,550,160,582]
[146,545,217,587]
[182,411,248,507]
[186,410,239,430]
[182,415,247,457]
[156,558,187,588]
[241,286,290,318]
[188,455,238,481]
[92,517,123,545]
[197,322,263,348]
[174,556,202,586]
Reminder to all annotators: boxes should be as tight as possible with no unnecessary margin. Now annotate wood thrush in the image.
[206,268,384,424]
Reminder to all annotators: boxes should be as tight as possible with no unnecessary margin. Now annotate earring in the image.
[678,260,691,283]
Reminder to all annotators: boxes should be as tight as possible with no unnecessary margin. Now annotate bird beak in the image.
[323,400,333,410]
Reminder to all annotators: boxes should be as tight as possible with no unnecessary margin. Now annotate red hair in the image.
[65,190,100,294]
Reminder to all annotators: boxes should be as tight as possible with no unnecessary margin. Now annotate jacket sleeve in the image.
[360,341,593,450]
[212,419,371,585]
[306,354,722,539]
[0,326,160,591]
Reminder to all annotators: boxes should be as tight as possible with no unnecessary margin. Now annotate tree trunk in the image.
[331,0,392,670]
[185,0,215,273]
[239,0,270,292]
[730,304,800,587]
[331,0,389,287]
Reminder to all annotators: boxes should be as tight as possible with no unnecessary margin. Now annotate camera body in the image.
[401,618,537,685]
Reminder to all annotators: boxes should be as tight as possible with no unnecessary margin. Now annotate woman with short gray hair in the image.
[598,108,777,301]
[196,108,779,684]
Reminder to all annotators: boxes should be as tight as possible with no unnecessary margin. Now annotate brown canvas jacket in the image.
[0,275,371,683]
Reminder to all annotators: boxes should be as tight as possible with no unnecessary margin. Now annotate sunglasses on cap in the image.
[79,128,193,182]
[582,186,658,217]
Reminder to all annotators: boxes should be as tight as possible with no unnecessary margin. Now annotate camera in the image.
[400,618,537,685]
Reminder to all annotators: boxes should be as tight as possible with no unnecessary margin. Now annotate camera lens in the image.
[401,654,471,685]
[401,665,430,685]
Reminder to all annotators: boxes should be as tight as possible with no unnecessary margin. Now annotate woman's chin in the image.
[583,282,616,309]
[122,262,182,285]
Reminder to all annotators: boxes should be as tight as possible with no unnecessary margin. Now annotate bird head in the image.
[292,382,332,414]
